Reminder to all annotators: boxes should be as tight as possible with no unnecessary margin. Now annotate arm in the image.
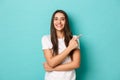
[43,37,78,68]
[44,49,80,71]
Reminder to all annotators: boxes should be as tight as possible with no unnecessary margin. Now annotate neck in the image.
[56,31,64,38]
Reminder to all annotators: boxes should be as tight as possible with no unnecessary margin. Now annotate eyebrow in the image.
[54,17,65,18]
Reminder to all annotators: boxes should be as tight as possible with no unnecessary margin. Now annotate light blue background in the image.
[0,0,120,80]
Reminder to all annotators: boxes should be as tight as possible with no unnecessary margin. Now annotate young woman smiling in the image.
[42,10,81,80]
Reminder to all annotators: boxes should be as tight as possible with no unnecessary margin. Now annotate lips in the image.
[55,24,63,28]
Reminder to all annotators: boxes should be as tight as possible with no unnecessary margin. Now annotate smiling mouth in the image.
[56,24,63,27]
[57,25,62,27]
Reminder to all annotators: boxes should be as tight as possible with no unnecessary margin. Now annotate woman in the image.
[41,10,81,80]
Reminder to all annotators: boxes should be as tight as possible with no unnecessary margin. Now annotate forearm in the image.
[44,62,79,72]
[44,62,78,72]
[52,61,79,71]
[47,47,72,67]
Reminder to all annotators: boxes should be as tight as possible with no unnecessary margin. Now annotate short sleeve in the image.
[73,35,80,49]
[77,38,80,49]
[41,35,52,50]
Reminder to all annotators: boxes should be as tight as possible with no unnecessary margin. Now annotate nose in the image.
[57,19,61,24]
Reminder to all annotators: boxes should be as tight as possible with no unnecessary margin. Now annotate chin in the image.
[56,28,63,31]
[56,28,64,31]
[55,28,63,31]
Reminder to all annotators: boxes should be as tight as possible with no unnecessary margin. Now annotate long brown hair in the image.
[50,10,73,56]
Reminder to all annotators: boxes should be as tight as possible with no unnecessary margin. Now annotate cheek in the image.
[53,21,57,24]
[62,21,66,25]
[53,21,56,26]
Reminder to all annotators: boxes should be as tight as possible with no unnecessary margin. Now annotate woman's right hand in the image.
[68,37,78,50]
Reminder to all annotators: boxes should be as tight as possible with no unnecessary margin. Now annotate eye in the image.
[61,18,65,21]
[54,17,58,21]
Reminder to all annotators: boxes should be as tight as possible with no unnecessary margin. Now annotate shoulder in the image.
[73,35,80,43]
[73,35,77,37]
[73,35,79,39]
[41,34,52,49]
[42,34,51,41]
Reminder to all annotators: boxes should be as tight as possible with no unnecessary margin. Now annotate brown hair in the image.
[50,10,73,56]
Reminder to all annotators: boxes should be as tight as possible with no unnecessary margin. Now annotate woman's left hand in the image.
[43,62,53,72]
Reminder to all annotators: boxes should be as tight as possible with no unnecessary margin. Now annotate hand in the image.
[43,62,53,72]
[68,37,78,50]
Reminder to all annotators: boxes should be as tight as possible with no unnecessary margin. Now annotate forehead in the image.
[54,12,65,18]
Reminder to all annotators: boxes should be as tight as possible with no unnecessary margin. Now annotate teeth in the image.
[56,25,62,27]
[57,25,61,27]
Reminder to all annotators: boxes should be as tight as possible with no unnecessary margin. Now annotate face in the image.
[53,12,66,31]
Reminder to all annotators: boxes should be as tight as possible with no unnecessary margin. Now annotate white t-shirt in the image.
[41,35,80,80]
